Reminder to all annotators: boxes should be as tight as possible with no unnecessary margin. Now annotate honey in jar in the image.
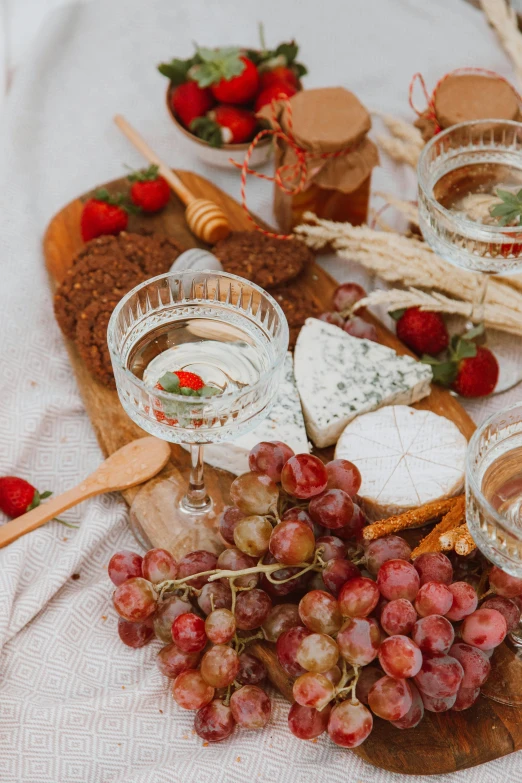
[259,87,379,233]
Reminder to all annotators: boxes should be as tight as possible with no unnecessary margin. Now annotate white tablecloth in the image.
[1,1,522,781]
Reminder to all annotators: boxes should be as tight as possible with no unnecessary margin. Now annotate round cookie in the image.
[75,232,182,278]
[54,256,144,339]
[213,231,314,289]
[269,284,321,348]
[76,299,119,388]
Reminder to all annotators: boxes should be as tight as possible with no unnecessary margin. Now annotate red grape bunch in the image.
[319,282,378,342]
[107,440,522,748]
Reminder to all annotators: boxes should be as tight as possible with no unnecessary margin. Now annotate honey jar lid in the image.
[279,87,372,154]
[434,73,520,128]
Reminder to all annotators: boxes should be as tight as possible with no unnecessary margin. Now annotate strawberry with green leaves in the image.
[153,371,221,426]
[170,81,215,129]
[0,476,77,527]
[128,165,170,213]
[422,324,499,398]
[191,106,257,147]
[81,189,135,242]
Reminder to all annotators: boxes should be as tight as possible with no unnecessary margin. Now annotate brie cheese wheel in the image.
[335,405,467,520]
[294,318,433,448]
[185,352,309,475]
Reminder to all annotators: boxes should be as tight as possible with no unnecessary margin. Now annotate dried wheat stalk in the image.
[352,287,522,335]
[372,111,424,168]
[374,192,420,225]
[294,214,522,336]
[480,0,522,89]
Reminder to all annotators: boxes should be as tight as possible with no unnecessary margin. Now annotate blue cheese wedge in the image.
[335,405,467,520]
[294,318,433,448]
[185,352,309,475]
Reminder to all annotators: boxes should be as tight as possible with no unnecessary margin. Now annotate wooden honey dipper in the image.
[114,115,230,244]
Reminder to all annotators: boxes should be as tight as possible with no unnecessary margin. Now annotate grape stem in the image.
[329,661,360,707]
[156,551,324,601]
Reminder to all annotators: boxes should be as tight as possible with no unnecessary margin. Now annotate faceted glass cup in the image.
[107,270,288,525]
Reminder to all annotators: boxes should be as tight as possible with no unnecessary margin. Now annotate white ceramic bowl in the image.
[165,86,273,170]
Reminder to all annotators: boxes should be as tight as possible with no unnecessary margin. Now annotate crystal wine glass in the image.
[417,119,522,392]
[467,401,522,705]
[107,270,288,544]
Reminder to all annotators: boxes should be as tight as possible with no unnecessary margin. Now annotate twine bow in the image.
[231,97,352,239]
[409,67,522,135]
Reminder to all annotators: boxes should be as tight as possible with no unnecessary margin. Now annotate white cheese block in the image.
[335,405,467,520]
[294,318,433,448]
[184,352,309,475]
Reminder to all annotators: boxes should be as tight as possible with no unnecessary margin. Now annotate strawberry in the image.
[422,324,499,398]
[166,371,205,391]
[191,106,257,146]
[170,81,214,128]
[254,81,297,112]
[128,165,170,213]
[0,477,52,518]
[81,189,131,241]
[452,347,499,398]
[259,66,299,90]
[188,48,259,105]
[395,307,449,355]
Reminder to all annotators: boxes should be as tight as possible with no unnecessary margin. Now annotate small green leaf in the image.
[275,41,299,64]
[294,62,308,78]
[389,308,406,321]
[40,490,53,500]
[158,372,180,393]
[453,338,478,361]
[190,117,224,147]
[56,518,80,529]
[28,490,41,511]
[490,188,522,226]
[427,360,458,386]
[199,385,222,397]
[157,55,201,85]
[420,354,443,366]
[463,322,485,342]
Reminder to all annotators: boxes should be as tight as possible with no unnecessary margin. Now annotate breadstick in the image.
[454,523,476,556]
[410,496,466,558]
[362,497,459,542]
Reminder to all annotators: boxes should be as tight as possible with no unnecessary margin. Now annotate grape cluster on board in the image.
[108,441,522,747]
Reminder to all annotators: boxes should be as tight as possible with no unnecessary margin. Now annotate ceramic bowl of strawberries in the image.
[158,39,306,169]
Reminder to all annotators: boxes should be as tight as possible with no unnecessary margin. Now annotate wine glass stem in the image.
[181,444,212,513]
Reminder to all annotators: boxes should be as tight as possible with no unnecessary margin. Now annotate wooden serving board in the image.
[44,171,520,775]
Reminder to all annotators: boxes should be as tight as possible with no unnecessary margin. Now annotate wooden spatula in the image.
[114,115,231,244]
[0,437,171,548]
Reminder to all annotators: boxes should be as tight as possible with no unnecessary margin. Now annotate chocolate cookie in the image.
[76,300,118,388]
[54,256,144,339]
[270,284,322,348]
[75,232,182,278]
[213,231,314,289]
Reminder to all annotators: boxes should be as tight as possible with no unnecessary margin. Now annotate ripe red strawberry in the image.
[191,106,257,146]
[171,81,214,128]
[254,81,297,112]
[128,165,170,213]
[396,307,449,355]
[210,56,259,105]
[260,66,299,90]
[452,347,499,398]
[156,370,205,392]
[0,477,52,518]
[81,189,130,241]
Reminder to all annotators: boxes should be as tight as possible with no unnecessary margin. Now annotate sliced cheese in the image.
[335,405,467,520]
[294,318,433,448]
[185,352,309,475]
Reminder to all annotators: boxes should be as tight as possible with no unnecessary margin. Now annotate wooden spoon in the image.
[114,115,231,244]
[0,437,171,548]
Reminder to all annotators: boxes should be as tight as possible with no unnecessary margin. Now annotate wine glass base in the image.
[480,641,522,706]
[128,466,225,556]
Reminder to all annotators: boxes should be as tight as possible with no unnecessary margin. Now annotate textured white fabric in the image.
[1,1,522,781]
